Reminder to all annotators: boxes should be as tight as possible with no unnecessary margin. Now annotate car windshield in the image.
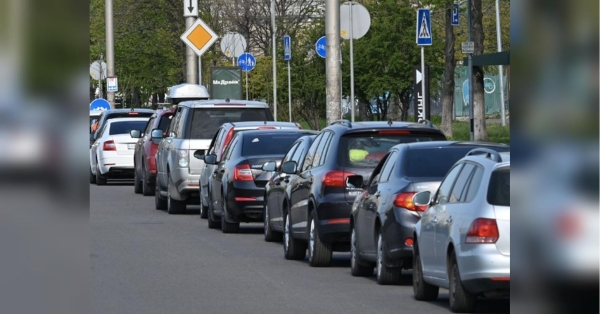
[405,146,507,177]
[242,133,305,157]
[487,168,510,206]
[340,133,446,168]
[109,121,148,135]
[190,108,270,139]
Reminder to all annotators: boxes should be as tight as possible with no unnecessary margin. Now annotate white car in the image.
[90,117,150,185]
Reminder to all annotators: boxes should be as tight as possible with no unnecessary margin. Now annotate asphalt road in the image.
[91,181,510,314]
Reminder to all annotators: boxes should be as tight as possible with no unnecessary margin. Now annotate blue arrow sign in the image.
[237,53,256,72]
[283,35,291,61]
[315,36,326,58]
[416,9,432,46]
[451,4,459,26]
[90,98,111,111]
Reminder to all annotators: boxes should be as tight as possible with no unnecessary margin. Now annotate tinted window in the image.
[175,108,189,138]
[282,143,300,164]
[158,114,173,132]
[302,134,323,172]
[223,136,238,161]
[449,163,475,203]
[167,107,183,136]
[312,132,332,168]
[464,167,484,203]
[434,164,463,205]
[143,117,155,135]
[242,134,306,157]
[340,133,446,168]
[487,168,510,206]
[109,121,149,135]
[189,108,270,139]
[379,151,398,183]
[405,147,499,177]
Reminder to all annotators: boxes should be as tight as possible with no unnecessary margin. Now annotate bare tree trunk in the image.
[471,0,488,141]
[442,8,455,138]
[359,101,368,120]
[387,95,401,121]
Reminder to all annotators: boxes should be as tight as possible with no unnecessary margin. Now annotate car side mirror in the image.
[281,161,297,174]
[150,129,163,144]
[204,154,217,165]
[346,175,364,189]
[130,129,141,138]
[193,150,205,160]
[413,191,432,207]
[262,161,277,172]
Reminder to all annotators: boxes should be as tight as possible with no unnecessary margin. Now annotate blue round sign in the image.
[90,98,111,111]
[315,36,326,58]
[237,53,256,72]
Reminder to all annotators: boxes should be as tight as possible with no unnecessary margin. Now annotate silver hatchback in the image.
[412,148,510,313]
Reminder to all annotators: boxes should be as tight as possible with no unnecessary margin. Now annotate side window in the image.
[223,136,239,161]
[379,151,398,183]
[283,142,300,164]
[449,163,475,203]
[434,163,464,205]
[464,166,484,203]
[312,132,332,168]
[99,124,108,138]
[167,108,181,137]
[302,134,323,172]
[144,117,156,136]
[212,128,225,155]
[175,108,189,138]
[316,133,334,167]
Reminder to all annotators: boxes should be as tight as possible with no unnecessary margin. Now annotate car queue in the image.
[89,84,510,313]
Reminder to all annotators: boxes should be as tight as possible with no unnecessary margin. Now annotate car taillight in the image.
[103,140,116,151]
[221,128,235,156]
[257,126,277,130]
[323,170,355,187]
[128,112,139,115]
[378,130,410,135]
[465,218,499,244]
[234,164,253,181]
[393,192,427,211]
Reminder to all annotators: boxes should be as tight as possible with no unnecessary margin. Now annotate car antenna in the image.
[387,118,393,127]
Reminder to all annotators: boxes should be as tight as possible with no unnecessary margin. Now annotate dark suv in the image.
[280,120,446,267]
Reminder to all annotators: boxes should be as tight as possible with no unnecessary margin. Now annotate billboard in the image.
[413,65,430,121]
[210,67,243,100]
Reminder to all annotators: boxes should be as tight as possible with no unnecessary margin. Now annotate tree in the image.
[471,0,488,140]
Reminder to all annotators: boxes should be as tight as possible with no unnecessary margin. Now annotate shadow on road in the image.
[424,292,510,313]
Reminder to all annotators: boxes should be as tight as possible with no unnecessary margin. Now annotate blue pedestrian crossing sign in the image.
[315,36,326,59]
[237,53,256,72]
[283,35,291,61]
[451,4,459,26]
[416,9,432,46]
[90,98,111,111]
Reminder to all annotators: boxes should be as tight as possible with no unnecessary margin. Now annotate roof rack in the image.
[330,119,352,128]
[465,148,502,162]
[417,118,436,129]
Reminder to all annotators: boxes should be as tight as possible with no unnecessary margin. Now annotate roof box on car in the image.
[167,84,210,104]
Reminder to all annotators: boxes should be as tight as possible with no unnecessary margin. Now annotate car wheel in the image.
[167,176,186,215]
[207,195,220,229]
[283,211,307,260]
[350,225,374,277]
[264,203,282,242]
[133,166,142,194]
[413,240,439,301]
[89,166,96,184]
[141,168,154,196]
[449,253,477,313]
[96,163,107,186]
[376,231,402,285]
[200,195,208,219]
[221,197,239,233]
[307,210,332,267]
[154,180,167,210]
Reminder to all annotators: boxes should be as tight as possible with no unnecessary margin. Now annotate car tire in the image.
[221,198,239,233]
[264,203,282,242]
[449,253,477,313]
[89,166,96,184]
[413,240,439,301]
[200,194,208,219]
[133,166,142,194]
[96,163,107,186]
[350,225,374,277]
[167,176,186,215]
[283,211,307,260]
[207,203,220,229]
[376,231,402,285]
[141,168,154,196]
[307,211,332,267]
[154,180,167,210]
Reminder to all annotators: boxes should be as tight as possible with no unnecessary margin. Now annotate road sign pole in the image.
[185,17,198,84]
[467,0,474,141]
[349,1,355,123]
[421,46,426,121]
[198,56,202,85]
[288,60,292,122]
[246,71,249,100]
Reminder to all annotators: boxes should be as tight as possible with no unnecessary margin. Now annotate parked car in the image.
[90,117,151,185]
[90,109,104,134]
[90,108,154,146]
[412,148,510,313]
[130,108,175,195]
[196,121,304,222]
[350,141,509,285]
[280,120,447,266]
[203,129,316,233]
[263,134,317,242]
[153,99,275,214]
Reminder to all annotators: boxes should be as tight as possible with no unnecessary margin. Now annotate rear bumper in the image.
[383,207,422,266]
[315,199,352,247]
[462,278,510,296]
[456,243,510,294]
[98,156,134,176]
[169,168,200,201]
[224,183,265,223]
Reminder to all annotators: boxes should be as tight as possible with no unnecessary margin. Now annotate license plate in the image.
[127,144,136,149]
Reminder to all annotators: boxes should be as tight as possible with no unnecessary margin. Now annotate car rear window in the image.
[158,114,173,131]
[242,133,305,157]
[404,147,500,177]
[487,168,510,206]
[109,121,148,135]
[340,133,446,168]
[190,108,271,139]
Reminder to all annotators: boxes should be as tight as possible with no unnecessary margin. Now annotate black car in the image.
[91,108,154,146]
[203,129,317,233]
[280,120,447,267]
[350,141,510,284]
[263,134,318,242]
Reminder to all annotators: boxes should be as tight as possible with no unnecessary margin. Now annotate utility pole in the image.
[325,0,341,125]
[99,53,104,99]
[271,0,278,121]
[105,0,116,109]
[495,0,506,126]
[467,0,474,141]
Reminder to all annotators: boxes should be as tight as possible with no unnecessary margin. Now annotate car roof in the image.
[325,120,443,134]
[177,99,269,108]
[460,150,511,166]
[90,110,104,116]
[399,140,509,150]
[237,129,318,137]
[105,117,150,123]
[223,121,302,128]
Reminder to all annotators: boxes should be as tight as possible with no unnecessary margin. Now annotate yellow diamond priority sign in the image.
[180,18,218,57]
